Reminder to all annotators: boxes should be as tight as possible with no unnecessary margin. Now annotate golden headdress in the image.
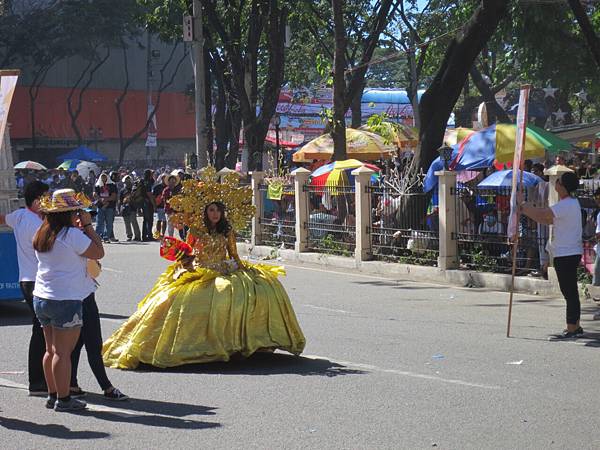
[39,189,92,213]
[168,166,255,235]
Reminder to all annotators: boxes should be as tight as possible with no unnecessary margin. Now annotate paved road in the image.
[1,220,600,449]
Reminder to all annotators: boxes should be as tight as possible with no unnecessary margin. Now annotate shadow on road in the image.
[86,394,217,418]
[0,302,31,327]
[136,352,366,377]
[0,415,110,439]
[99,313,131,321]
[352,280,434,290]
[78,409,220,430]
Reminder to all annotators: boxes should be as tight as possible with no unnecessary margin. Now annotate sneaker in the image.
[28,389,48,397]
[548,327,584,341]
[70,387,86,398]
[54,397,87,412]
[104,388,129,401]
[109,237,119,243]
[45,396,56,409]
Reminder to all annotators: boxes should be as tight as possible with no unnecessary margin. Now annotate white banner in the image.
[0,71,19,149]
[507,85,531,239]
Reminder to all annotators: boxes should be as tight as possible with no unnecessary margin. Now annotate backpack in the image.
[130,182,146,208]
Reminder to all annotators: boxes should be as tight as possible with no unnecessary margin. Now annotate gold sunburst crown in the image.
[168,166,255,235]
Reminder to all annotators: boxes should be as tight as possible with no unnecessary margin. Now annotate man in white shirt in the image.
[0,180,49,395]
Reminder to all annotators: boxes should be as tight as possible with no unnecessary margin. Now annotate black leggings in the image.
[20,282,46,391]
[71,293,112,391]
[553,255,581,325]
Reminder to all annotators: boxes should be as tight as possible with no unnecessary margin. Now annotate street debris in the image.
[432,354,445,360]
[506,360,523,365]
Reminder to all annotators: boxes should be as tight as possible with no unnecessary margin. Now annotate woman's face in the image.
[206,204,222,225]
[70,211,80,227]
[100,174,108,183]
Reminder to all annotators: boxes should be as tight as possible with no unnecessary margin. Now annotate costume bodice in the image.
[187,231,242,272]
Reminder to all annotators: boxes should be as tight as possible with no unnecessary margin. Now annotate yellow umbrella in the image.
[293,128,396,162]
[359,122,418,150]
[444,127,474,146]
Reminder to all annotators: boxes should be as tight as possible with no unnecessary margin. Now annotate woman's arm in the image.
[226,232,243,265]
[78,211,105,259]
[520,203,554,225]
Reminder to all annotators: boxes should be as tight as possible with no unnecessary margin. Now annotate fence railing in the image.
[453,185,547,275]
[304,183,356,256]
[258,183,296,248]
[369,187,439,265]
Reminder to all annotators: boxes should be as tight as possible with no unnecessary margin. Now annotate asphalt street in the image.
[1,219,600,449]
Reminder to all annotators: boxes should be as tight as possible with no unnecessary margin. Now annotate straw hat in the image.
[39,189,91,213]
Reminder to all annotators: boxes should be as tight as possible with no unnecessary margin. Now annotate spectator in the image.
[141,169,156,241]
[0,181,50,396]
[94,173,118,243]
[32,189,104,411]
[153,173,167,239]
[119,175,141,241]
[520,172,583,339]
[163,174,184,239]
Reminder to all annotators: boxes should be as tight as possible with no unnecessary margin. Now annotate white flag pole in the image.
[507,84,531,338]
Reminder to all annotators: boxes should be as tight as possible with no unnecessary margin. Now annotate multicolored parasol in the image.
[13,160,47,170]
[310,159,380,188]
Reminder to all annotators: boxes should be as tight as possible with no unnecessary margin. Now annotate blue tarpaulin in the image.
[57,146,107,162]
[0,231,22,301]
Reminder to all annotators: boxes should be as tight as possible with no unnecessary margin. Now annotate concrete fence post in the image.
[352,166,374,264]
[250,171,265,247]
[435,170,459,270]
[292,168,311,253]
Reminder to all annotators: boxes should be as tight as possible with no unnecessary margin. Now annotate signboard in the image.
[507,85,531,240]
[145,103,157,147]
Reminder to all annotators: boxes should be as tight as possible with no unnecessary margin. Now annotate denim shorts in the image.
[33,297,83,329]
[156,208,166,221]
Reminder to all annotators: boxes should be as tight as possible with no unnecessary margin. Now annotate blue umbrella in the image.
[477,170,542,189]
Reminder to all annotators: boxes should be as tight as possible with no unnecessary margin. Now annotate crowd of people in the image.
[15,165,192,243]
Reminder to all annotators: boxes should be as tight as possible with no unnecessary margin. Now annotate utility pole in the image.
[192,0,209,168]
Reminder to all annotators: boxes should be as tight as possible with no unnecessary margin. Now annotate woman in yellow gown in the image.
[102,200,306,369]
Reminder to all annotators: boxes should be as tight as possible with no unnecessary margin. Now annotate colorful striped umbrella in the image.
[310,159,380,189]
[57,159,81,171]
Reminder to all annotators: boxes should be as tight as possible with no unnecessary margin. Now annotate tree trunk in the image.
[226,107,242,170]
[204,44,214,165]
[414,0,510,177]
[567,0,600,69]
[350,81,364,129]
[331,0,348,161]
[213,69,228,170]
[245,121,268,171]
[116,43,130,165]
[469,66,511,124]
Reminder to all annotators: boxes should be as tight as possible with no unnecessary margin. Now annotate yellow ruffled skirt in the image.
[102,262,306,369]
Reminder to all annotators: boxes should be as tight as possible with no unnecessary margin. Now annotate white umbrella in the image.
[76,161,100,179]
[14,160,47,170]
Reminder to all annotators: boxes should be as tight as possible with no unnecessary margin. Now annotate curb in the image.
[238,243,561,296]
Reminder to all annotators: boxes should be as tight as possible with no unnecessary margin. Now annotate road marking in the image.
[102,267,123,273]
[302,304,353,314]
[302,355,502,390]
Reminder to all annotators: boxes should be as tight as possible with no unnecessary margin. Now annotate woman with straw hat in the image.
[32,189,104,411]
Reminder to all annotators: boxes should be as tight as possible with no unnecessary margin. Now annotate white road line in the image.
[302,304,353,314]
[302,355,502,390]
[102,267,123,273]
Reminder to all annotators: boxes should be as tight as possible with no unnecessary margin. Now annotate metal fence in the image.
[370,187,439,265]
[259,183,296,248]
[453,185,547,275]
[304,183,356,256]
[578,182,599,278]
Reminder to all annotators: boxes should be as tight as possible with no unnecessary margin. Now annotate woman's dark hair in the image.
[33,211,75,253]
[560,172,579,194]
[203,202,231,235]
[24,181,49,207]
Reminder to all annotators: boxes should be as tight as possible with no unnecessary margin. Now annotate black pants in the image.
[553,255,581,325]
[70,293,112,391]
[20,281,46,391]
[142,204,154,240]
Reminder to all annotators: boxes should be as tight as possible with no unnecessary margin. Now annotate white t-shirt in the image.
[594,211,600,254]
[5,208,42,281]
[549,197,583,258]
[33,227,96,301]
